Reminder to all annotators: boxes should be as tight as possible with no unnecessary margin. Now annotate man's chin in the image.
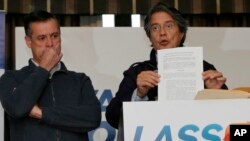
[158,46,176,50]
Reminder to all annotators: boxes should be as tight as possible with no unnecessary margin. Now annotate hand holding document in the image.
[157,47,204,101]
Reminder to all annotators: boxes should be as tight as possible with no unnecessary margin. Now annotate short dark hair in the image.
[144,2,188,46]
[24,10,59,36]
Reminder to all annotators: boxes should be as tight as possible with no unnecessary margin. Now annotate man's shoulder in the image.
[4,65,30,74]
[123,60,154,76]
[0,66,31,82]
[203,60,216,70]
[129,60,151,69]
[66,70,90,79]
[60,62,90,80]
[128,60,156,71]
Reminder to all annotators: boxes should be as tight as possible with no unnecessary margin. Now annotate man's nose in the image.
[160,26,167,36]
[46,37,53,47]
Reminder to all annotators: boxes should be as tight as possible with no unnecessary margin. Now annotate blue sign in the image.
[88,89,117,141]
[0,11,5,69]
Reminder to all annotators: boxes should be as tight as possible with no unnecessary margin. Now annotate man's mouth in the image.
[160,40,169,46]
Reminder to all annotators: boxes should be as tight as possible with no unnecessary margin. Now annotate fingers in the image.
[202,70,224,80]
[203,70,227,89]
[136,71,160,96]
[54,44,61,55]
[29,104,42,119]
[137,71,160,88]
[216,76,227,82]
[39,46,62,71]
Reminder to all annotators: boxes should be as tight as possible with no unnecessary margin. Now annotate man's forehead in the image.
[29,22,60,37]
[30,31,59,38]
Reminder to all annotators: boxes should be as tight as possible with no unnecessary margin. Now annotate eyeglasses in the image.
[149,21,176,33]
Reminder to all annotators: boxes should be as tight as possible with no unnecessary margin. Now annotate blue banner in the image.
[0,11,5,69]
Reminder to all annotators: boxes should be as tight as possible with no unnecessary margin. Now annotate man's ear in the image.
[25,36,32,48]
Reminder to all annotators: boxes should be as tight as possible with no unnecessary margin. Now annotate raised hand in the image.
[202,70,227,89]
[39,45,63,71]
[136,70,160,98]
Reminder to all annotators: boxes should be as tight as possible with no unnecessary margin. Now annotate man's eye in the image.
[38,37,45,41]
[52,34,59,39]
[151,25,160,31]
[165,22,175,29]
[167,24,173,28]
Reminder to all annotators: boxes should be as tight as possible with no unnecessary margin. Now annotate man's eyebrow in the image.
[150,20,175,25]
[36,32,59,37]
[36,34,46,38]
[50,32,60,35]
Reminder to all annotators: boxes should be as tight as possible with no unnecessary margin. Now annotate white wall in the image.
[185,27,250,89]
[16,27,250,89]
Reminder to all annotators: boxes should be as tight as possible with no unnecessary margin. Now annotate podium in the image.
[122,90,250,141]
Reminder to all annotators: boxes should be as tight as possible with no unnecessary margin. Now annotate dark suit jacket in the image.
[106,49,228,129]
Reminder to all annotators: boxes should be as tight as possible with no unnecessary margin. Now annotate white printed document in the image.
[157,47,204,101]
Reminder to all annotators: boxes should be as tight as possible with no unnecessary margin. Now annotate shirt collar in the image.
[31,59,61,77]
